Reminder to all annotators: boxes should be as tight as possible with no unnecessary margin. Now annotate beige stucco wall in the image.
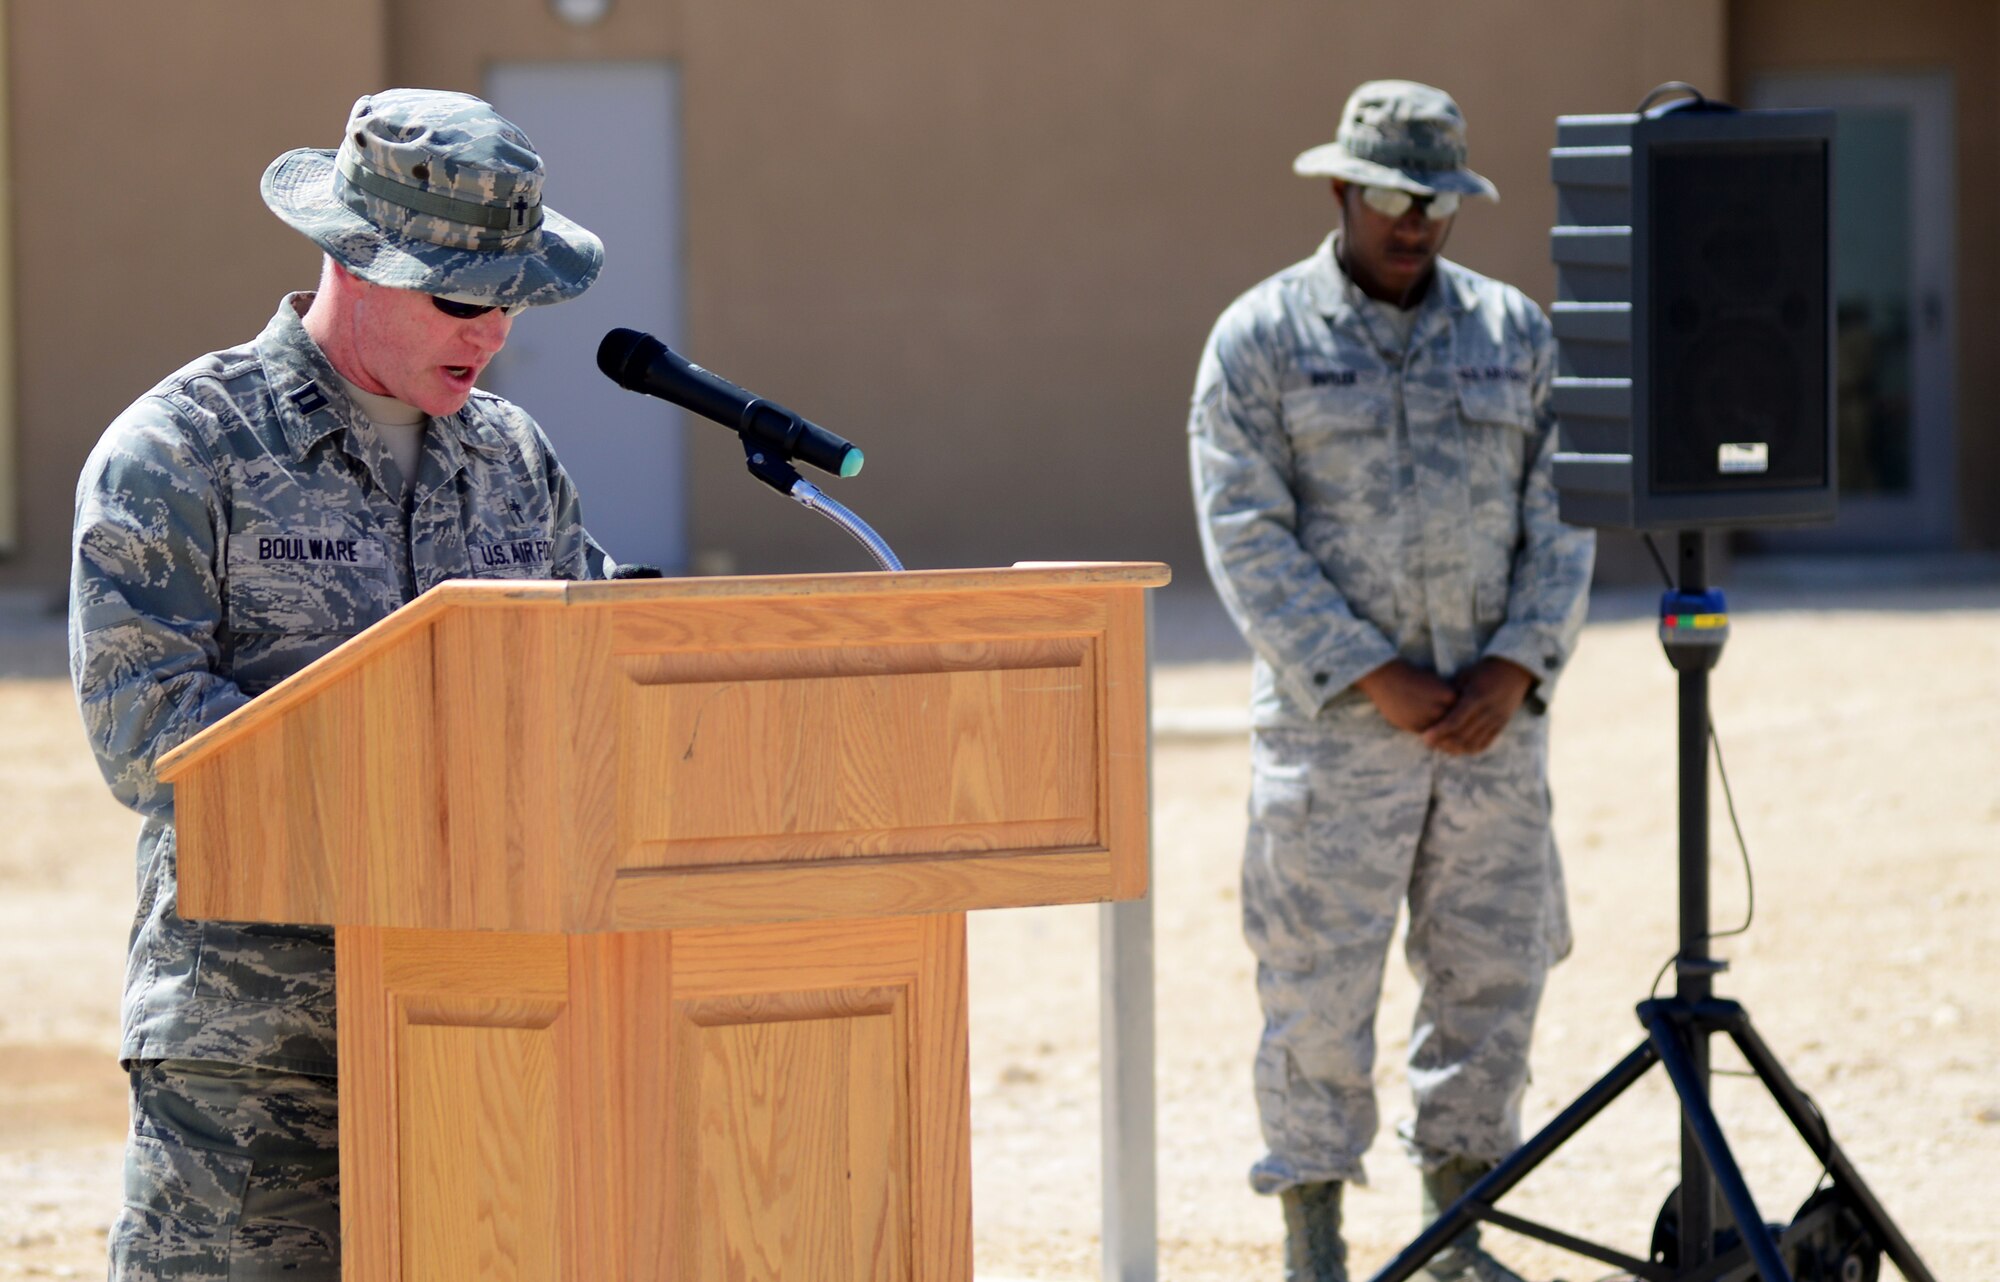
[662,0,1726,576]
[388,1,680,90]
[1731,0,1999,549]
[1,1,389,592]
[0,5,17,554]
[4,0,1726,590]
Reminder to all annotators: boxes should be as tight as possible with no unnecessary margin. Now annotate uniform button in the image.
[1543,654,1559,671]
[1313,672,1330,686]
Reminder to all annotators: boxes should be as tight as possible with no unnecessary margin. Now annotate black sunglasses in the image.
[430,296,520,320]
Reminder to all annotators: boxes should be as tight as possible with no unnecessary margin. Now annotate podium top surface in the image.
[157,562,1169,783]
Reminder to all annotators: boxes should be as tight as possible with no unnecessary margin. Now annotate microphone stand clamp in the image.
[742,438,905,572]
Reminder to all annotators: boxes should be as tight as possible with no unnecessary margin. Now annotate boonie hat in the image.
[1293,80,1499,201]
[262,88,603,308]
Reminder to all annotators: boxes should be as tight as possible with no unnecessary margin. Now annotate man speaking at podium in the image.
[70,90,607,1279]
[1189,82,1594,1282]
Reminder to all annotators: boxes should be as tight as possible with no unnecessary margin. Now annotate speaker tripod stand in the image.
[1366,533,1938,1282]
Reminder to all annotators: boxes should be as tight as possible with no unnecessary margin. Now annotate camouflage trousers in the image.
[1242,706,1570,1195]
[110,1060,339,1281]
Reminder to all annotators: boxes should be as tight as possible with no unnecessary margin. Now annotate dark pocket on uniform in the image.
[1283,385,1400,526]
[192,924,336,1010]
[116,1132,252,1258]
[1242,752,1317,969]
[223,531,397,638]
[1248,764,1311,834]
[1458,378,1535,600]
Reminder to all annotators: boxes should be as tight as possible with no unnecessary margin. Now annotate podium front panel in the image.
[604,583,1148,930]
[337,916,970,1282]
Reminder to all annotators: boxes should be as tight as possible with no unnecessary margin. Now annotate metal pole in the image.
[1100,593,1158,1282]
[1675,530,1716,1269]
[1646,1006,1790,1281]
[1727,1018,1939,1282]
[1366,1040,1664,1282]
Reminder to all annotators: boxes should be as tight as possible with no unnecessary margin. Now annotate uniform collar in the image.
[1301,232,1478,331]
[256,292,510,472]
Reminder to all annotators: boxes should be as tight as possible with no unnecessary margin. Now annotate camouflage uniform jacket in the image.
[70,293,608,1076]
[1190,233,1592,729]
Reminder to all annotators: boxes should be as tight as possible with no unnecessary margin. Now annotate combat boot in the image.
[1418,1157,1534,1282]
[1279,1181,1349,1282]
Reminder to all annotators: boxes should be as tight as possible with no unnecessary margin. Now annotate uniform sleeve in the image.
[1188,308,1399,714]
[1481,316,1594,701]
[523,417,611,581]
[69,399,251,818]
[544,449,611,581]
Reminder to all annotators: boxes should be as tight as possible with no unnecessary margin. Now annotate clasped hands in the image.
[1353,656,1536,755]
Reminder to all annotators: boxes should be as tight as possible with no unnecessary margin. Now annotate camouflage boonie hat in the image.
[262,88,603,308]
[1293,80,1499,201]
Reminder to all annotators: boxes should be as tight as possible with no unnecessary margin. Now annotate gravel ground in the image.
[1,575,1993,1280]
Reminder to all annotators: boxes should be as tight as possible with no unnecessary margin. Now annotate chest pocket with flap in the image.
[1281,377,1399,525]
[223,528,397,638]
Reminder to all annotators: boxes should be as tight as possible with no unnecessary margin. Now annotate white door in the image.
[484,62,686,571]
[1752,72,1957,550]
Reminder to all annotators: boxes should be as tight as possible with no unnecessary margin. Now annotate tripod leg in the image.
[1644,1010,1793,1282]
[1724,1016,1939,1282]
[1366,1040,1660,1282]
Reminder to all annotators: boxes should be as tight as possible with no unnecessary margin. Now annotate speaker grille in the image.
[1648,141,1829,494]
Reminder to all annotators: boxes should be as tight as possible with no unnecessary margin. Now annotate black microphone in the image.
[596,328,864,478]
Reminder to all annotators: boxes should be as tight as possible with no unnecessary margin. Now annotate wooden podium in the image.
[155,563,1168,1282]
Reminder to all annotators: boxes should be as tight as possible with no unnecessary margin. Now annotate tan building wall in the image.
[0,5,18,554]
[1731,0,2000,548]
[679,0,1722,577]
[4,1,1730,591]
[2,0,389,593]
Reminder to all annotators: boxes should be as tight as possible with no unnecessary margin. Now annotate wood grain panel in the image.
[337,926,399,1282]
[177,628,439,927]
[669,915,929,997]
[618,636,1086,684]
[910,915,972,1281]
[401,995,564,1029]
[619,653,1096,869]
[174,729,317,923]
[673,991,910,1282]
[162,568,1160,1282]
[561,932,676,1281]
[340,920,973,1280]
[666,915,966,1282]
[1103,588,1151,902]
[399,1018,561,1282]
[340,929,570,1282]
[565,563,1169,611]
[158,580,567,775]
[561,607,621,932]
[609,587,1109,656]
[344,929,698,1281]
[353,634,446,928]
[169,567,1160,936]
[612,849,1116,931]
[433,605,569,932]
[619,819,1094,870]
[380,929,568,1000]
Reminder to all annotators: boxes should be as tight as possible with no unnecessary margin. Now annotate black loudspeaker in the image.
[1549,96,1836,529]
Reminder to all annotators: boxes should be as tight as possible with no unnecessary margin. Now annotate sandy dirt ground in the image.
[0,577,1993,1280]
